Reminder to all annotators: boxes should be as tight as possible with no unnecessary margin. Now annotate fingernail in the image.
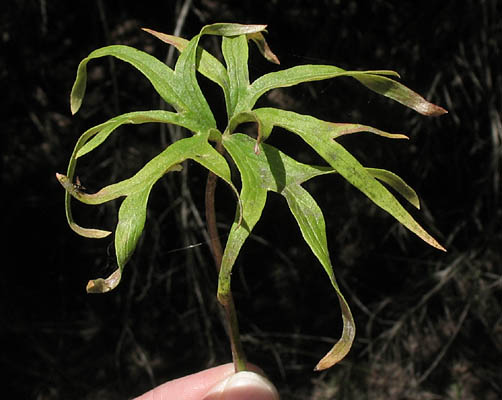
[204,371,280,400]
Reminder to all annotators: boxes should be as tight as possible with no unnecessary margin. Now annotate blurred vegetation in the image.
[2,1,501,399]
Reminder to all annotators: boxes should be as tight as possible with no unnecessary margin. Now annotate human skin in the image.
[133,363,279,400]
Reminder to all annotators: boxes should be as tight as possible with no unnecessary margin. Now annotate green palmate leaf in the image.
[62,24,448,372]
[255,107,446,251]
[221,133,355,369]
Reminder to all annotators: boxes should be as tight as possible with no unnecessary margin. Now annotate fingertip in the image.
[203,371,280,400]
[133,364,236,400]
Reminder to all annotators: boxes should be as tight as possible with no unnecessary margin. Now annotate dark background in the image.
[2,1,501,399]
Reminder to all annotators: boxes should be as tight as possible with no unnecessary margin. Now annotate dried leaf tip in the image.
[419,102,448,117]
[248,32,280,65]
[427,235,447,252]
[86,269,122,293]
[56,172,79,194]
[55,172,69,186]
[70,102,78,116]
[141,27,178,46]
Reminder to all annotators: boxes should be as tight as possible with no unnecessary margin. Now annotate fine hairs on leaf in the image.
[57,23,447,374]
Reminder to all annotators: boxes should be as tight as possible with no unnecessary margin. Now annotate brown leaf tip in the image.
[86,269,122,293]
[419,102,449,117]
